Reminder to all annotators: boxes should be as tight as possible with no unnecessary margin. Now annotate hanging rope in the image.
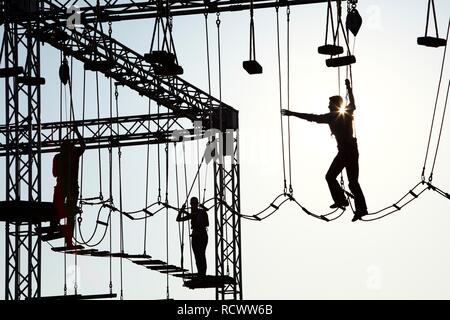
[286,5,293,195]
[204,12,212,98]
[157,103,162,203]
[424,0,440,38]
[115,81,125,300]
[249,0,257,62]
[174,143,185,274]
[165,142,170,299]
[74,226,78,295]
[430,79,450,177]
[422,19,449,182]
[276,5,288,194]
[95,71,104,200]
[144,98,151,254]
[182,141,194,273]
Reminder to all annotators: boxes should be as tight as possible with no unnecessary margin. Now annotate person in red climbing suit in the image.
[176,197,209,276]
[282,79,368,221]
[52,125,85,248]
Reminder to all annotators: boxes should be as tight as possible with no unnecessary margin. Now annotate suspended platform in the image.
[30,293,117,300]
[0,201,56,223]
[183,275,235,290]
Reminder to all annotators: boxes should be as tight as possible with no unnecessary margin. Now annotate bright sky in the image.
[1,0,450,300]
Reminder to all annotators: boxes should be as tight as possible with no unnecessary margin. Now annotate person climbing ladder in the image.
[282,79,368,221]
[52,124,86,248]
[176,197,209,276]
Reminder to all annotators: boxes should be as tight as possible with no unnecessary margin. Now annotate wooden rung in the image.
[184,275,235,289]
[65,249,98,255]
[159,268,188,274]
[125,254,152,259]
[0,66,24,78]
[417,36,447,48]
[148,265,179,270]
[110,252,130,258]
[173,273,197,279]
[52,245,84,252]
[96,220,108,226]
[409,190,418,198]
[42,232,65,241]
[89,251,112,257]
[17,76,46,86]
[134,259,165,265]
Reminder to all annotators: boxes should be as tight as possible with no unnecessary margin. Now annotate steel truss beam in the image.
[0,113,203,154]
[32,15,233,120]
[3,1,332,23]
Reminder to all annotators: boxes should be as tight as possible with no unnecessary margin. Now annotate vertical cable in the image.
[144,99,151,254]
[182,142,194,273]
[276,6,287,194]
[422,19,449,180]
[286,6,293,195]
[165,142,170,299]
[95,72,103,199]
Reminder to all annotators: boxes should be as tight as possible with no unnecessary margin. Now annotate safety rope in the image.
[144,98,151,254]
[165,141,170,299]
[182,141,194,273]
[115,82,124,300]
[286,5,293,195]
[157,103,162,203]
[174,143,183,267]
[430,79,450,178]
[79,69,86,204]
[421,19,449,182]
[95,71,104,200]
[108,76,114,296]
[276,5,288,194]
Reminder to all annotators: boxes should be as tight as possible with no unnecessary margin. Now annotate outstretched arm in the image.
[176,204,191,222]
[345,79,356,112]
[73,125,86,153]
[281,109,330,124]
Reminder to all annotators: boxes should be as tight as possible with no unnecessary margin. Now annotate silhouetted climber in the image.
[52,125,86,247]
[282,79,368,221]
[176,197,209,276]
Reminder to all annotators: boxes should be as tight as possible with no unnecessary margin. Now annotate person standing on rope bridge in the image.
[52,124,86,248]
[176,197,209,276]
[282,79,368,221]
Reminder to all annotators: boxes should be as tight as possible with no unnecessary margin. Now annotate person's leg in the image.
[52,185,64,229]
[345,145,367,214]
[64,185,79,248]
[326,152,347,205]
[197,232,208,276]
[192,234,202,275]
